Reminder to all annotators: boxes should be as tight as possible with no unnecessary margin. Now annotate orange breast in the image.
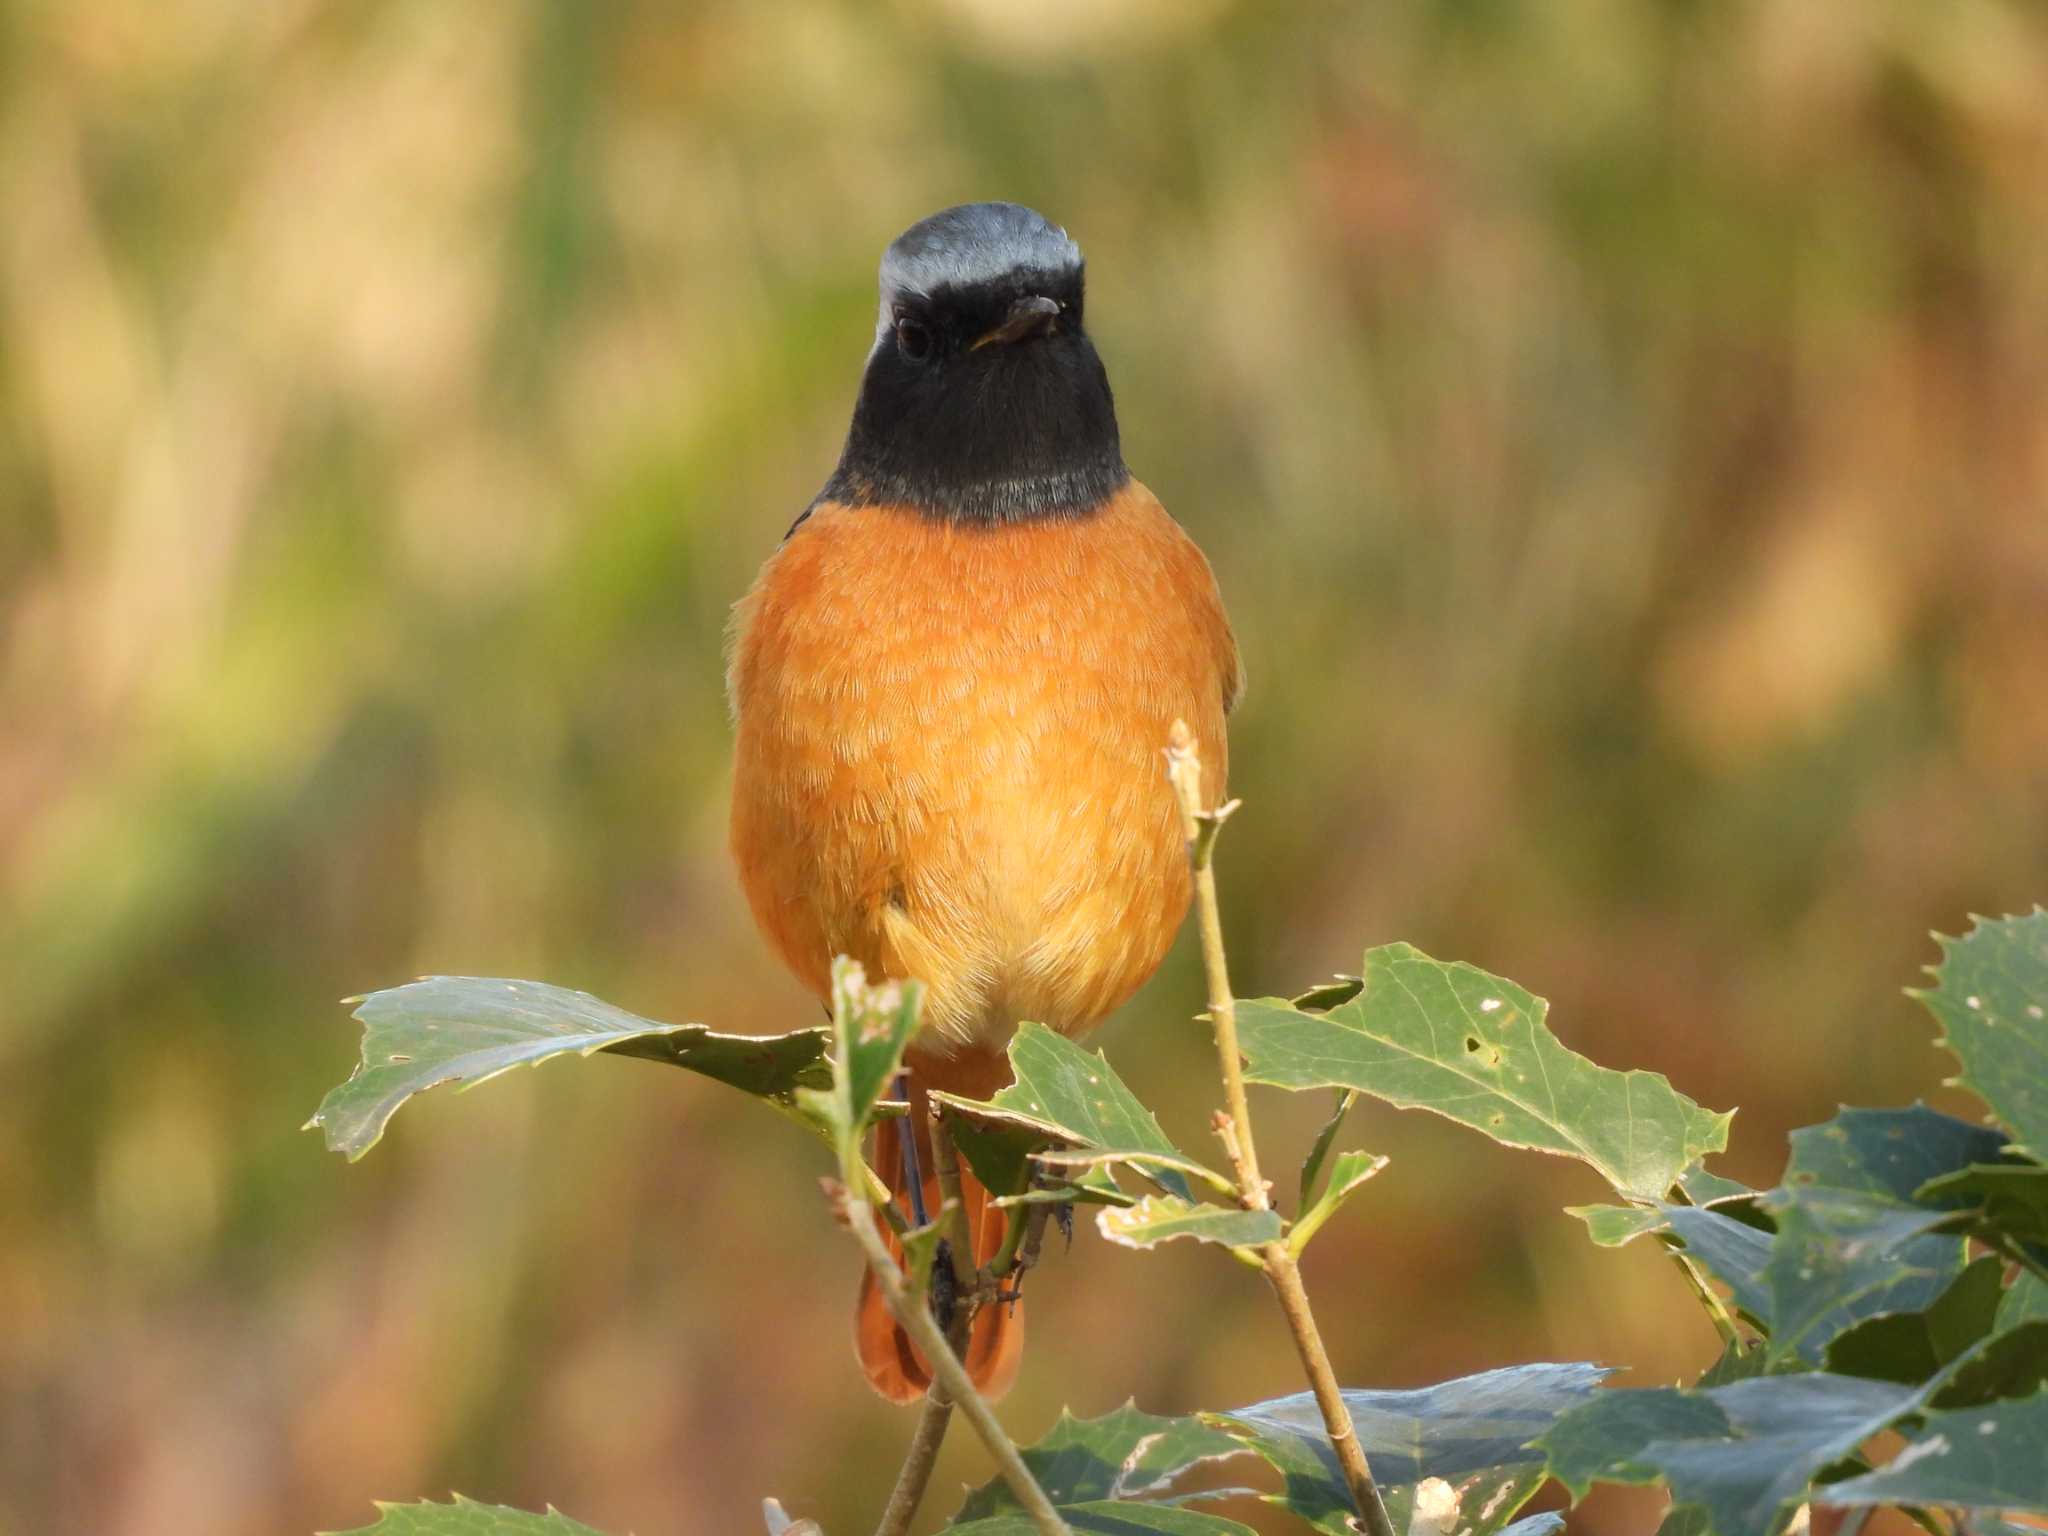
[727,480,1238,1052]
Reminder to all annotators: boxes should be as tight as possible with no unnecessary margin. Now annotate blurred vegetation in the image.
[2,2,2044,1533]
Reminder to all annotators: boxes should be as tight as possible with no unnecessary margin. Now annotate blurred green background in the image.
[3,2,2045,1533]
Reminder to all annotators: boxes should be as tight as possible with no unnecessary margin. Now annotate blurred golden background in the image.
[3,3,2045,1533]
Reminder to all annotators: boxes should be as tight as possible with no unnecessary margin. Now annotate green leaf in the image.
[1298,1089,1358,1205]
[933,1022,1225,1205]
[1999,1272,2048,1330]
[1572,1167,1755,1249]
[1236,944,1731,1201]
[1535,1387,1734,1500]
[949,1507,1252,1535]
[1287,1148,1387,1256]
[951,1403,1252,1528]
[1916,910,2048,1158]
[1818,1388,2048,1514]
[1758,1192,1961,1367]
[1752,1106,1991,1366]
[1925,1320,2048,1409]
[1678,1168,1756,1206]
[1577,1373,1922,1536]
[1781,1104,2008,1202]
[307,976,829,1160]
[323,1495,612,1536]
[1569,1203,1673,1247]
[1657,1206,1775,1327]
[929,1097,1126,1207]
[1212,1362,1610,1536]
[1916,1160,2048,1255]
[826,957,922,1139]
[1550,1306,2046,1536]
[1034,1147,1239,1198]
[1823,1254,2008,1385]
[1096,1196,1283,1252]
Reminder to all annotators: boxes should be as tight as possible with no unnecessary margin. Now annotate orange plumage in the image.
[727,202,1238,1403]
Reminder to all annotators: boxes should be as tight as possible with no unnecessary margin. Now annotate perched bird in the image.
[728,202,1240,1403]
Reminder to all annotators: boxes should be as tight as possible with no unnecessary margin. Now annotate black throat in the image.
[818,279,1129,525]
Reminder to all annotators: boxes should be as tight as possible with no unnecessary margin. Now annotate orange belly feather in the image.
[727,479,1239,1055]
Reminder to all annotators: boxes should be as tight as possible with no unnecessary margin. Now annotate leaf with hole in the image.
[1235,944,1731,1201]
[308,976,830,1160]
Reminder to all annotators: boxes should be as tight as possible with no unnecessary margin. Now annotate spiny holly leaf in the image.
[1287,1149,1387,1256]
[1916,910,2048,1158]
[933,1022,1224,1206]
[952,1403,1251,1523]
[1916,1160,2048,1255]
[1236,944,1731,1201]
[1823,1255,2008,1385]
[1536,1388,1733,1500]
[1758,1192,1962,1367]
[1097,1196,1282,1253]
[1781,1104,2009,1202]
[1754,1106,1988,1365]
[1560,1373,1922,1536]
[308,977,829,1160]
[1926,1320,2048,1409]
[1817,1388,2048,1515]
[323,1495,614,1536]
[1546,1306,2046,1536]
[1211,1362,1610,1535]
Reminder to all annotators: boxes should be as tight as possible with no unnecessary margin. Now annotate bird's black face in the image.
[820,205,1128,525]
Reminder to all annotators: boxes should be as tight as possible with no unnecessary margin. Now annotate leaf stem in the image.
[1165,722,1396,1536]
[1668,1248,1743,1350]
[841,1192,1070,1536]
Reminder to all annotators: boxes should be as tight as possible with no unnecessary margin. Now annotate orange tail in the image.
[857,1107,1024,1404]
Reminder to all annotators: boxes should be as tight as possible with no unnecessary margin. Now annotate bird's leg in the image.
[895,1072,930,1228]
[895,1073,964,1334]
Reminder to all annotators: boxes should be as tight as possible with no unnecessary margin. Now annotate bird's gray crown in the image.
[878,202,1082,304]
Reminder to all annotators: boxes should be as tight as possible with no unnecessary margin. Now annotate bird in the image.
[727,202,1240,1404]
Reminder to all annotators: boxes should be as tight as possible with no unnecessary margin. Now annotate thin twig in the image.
[1165,721,1397,1536]
[1165,724,1266,1212]
[842,1191,1071,1536]
[872,1389,956,1536]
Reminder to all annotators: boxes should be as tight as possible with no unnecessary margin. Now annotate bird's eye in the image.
[895,318,933,362]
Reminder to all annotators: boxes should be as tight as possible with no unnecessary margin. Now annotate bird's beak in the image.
[971,294,1061,350]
